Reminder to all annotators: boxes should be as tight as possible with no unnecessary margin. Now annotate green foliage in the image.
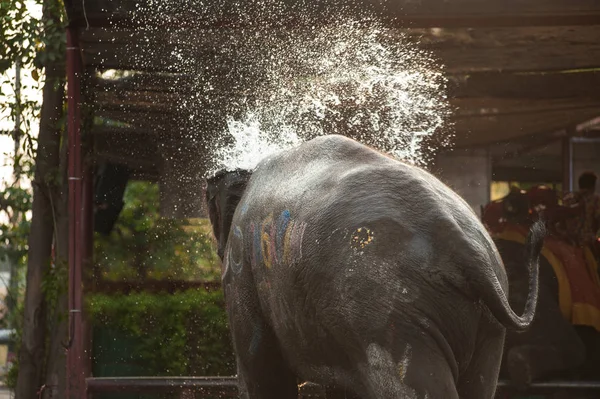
[87,289,235,377]
[1,0,66,155]
[0,184,31,348]
[0,0,66,70]
[3,300,22,389]
[0,186,31,262]
[0,1,41,72]
[0,0,68,392]
[94,181,221,281]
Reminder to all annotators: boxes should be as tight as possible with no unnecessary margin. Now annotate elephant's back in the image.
[241,134,505,292]
[248,134,477,227]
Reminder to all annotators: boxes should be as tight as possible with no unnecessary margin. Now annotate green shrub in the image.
[87,289,235,378]
[94,181,221,282]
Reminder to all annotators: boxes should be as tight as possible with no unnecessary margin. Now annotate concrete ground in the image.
[0,386,12,399]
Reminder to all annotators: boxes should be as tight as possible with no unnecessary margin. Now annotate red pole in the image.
[66,26,86,399]
[82,103,95,388]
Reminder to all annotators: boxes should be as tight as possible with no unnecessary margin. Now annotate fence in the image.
[86,377,600,398]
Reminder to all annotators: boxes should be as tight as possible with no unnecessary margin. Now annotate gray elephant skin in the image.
[496,238,600,387]
[206,135,545,399]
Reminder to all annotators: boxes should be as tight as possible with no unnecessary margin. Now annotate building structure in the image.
[61,0,600,397]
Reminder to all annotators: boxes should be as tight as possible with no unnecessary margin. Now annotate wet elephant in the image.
[495,238,600,387]
[206,135,545,399]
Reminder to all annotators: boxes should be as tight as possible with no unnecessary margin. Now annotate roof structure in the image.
[63,0,600,183]
[58,3,600,396]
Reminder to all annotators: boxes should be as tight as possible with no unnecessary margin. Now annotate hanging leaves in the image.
[0,0,67,154]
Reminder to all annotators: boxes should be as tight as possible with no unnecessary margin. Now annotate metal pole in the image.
[82,107,95,388]
[66,26,86,399]
[571,137,600,144]
[562,136,573,193]
[568,137,574,192]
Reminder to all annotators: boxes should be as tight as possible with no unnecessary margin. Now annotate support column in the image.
[82,120,95,389]
[66,27,86,399]
[571,138,600,194]
[434,148,492,217]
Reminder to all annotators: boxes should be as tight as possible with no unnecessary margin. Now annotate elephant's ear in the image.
[205,170,233,241]
[205,178,221,243]
[205,168,253,260]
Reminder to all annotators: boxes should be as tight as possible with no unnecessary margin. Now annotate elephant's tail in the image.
[480,219,546,331]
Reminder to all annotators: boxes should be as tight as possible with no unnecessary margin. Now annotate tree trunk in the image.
[14,38,65,399]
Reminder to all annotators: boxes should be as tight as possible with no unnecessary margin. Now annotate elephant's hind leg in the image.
[235,332,298,399]
[358,341,459,399]
[457,320,505,399]
[225,282,297,399]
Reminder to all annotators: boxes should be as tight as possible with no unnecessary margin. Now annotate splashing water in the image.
[212,113,302,171]
[208,19,452,174]
[110,2,452,178]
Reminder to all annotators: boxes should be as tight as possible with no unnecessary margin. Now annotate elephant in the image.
[482,189,600,391]
[495,238,592,387]
[205,134,545,399]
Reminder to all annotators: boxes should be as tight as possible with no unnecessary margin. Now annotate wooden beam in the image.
[94,151,159,175]
[95,93,178,114]
[93,73,195,93]
[94,89,600,120]
[92,69,600,104]
[452,108,600,147]
[490,129,566,163]
[93,108,225,137]
[381,0,600,28]
[67,0,600,28]
[451,98,600,118]
[94,129,161,171]
[91,126,157,137]
[492,166,560,182]
[420,26,600,73]
[93,109,181,132]
[92,81,600,149]
[449,71,600,100]
[81,25,600,73]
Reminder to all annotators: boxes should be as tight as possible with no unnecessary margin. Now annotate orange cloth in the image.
[495,224,600,332]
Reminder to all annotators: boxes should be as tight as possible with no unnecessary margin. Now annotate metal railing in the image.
[87,377,238,396]
[86,377,600,398]
[86,377,326,398]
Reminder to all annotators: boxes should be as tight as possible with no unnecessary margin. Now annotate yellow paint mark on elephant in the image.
[398,363,406,381]
[261,213,274,269]
[351,227,375,249]
[262,232,272,269]
[256,211,307,269]
[398,344,411,382]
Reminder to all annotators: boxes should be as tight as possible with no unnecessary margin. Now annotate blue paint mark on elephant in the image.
[230,225,244,274]
[276,210,291,262]
[250,210,307,268]
[251,223,262,269]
